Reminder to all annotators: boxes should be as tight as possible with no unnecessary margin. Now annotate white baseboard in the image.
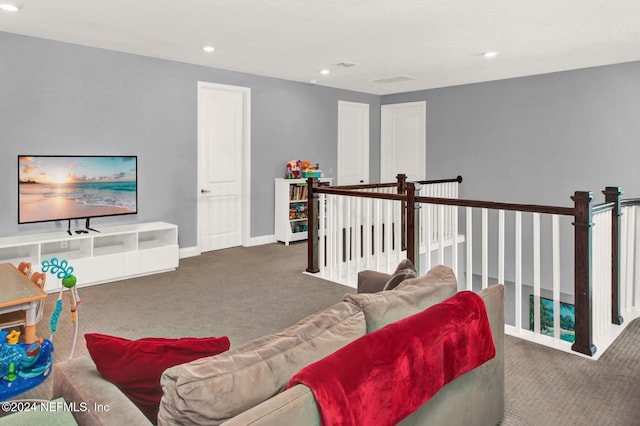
[179,246,201,258]
[180,236,275,257]
[246,235,276,247]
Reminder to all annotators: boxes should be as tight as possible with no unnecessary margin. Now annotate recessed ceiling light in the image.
[320,69,330,75]
[484,51,498,59]
[0,4,19,12]
[203,46,215,53]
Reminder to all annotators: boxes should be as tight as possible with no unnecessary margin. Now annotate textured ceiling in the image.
[1,0,640,94]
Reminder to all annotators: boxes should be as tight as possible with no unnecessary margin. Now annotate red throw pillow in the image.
[85,333,230,423]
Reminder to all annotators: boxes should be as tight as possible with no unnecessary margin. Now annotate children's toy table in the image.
[0,263,47,343]
[0,263,47,344]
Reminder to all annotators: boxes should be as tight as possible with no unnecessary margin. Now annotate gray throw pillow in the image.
[344,265,457,332]
[382,258,417,291]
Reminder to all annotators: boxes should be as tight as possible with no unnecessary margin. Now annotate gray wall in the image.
[4,29,639,257]
[382,61,640,206]
[0,32,380,247]
[383,61,640,293]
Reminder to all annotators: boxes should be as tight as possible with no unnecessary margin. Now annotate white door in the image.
[338,101,369,185]
[380,101,426,182]
[197,82,251,252]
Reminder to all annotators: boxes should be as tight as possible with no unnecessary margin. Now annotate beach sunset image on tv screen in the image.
[18,156,137,224]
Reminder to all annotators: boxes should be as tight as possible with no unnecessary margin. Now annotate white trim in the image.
[179,246,201,259]
[196,81,252,251]
[246,235,277,247]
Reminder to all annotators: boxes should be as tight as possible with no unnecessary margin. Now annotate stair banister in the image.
[572,191,597,357]
[603,186,624,326]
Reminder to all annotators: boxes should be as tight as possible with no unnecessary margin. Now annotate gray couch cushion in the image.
[157,302,365,426]
[344,265,457,332]
[382,258,417,291]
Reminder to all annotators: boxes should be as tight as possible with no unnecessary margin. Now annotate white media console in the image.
[0,222,179,293]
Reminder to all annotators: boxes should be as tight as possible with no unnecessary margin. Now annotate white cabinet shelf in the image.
[0,222,179,293]
[274,178,332,245]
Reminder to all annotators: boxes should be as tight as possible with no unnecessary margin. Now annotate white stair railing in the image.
[592,209,613,348]
[620,203,640,321]
[454,205,574,351]
[316,179,460,288]
[309,179,638,358]
[318,193,403,287]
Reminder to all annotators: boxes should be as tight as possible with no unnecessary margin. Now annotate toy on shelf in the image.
[286,160,301,179]
[285,160,323,179]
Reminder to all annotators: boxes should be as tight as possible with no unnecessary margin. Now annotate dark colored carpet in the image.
[9,243,640,425]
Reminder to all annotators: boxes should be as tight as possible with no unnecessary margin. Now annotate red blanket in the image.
[287,291,495,426]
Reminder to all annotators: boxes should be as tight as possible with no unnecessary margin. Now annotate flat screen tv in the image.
[18,155,137,225]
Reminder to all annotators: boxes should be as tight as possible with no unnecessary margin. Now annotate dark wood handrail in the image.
[592,202,615,214]
[414,175,463,185]
[331,182,398,190]
[620,198,640,207]
[305,176,636,358]
[314,187,406,202]
[571,191,596,357]
[330,175,463,191]
[603,187,623,326]
[414,195,575,216]
[315,184,573,216]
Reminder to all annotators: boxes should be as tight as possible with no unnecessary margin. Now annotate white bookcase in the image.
[274,178,332,245]
[0,222,179,293]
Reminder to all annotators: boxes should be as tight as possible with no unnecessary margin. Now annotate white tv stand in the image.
[0,222,179,293]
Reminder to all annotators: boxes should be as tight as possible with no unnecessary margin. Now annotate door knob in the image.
[201,189,211,193]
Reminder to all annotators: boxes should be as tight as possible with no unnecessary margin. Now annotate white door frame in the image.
[380,101,426,182]
[337,100,370,185]
[196,81,251,253]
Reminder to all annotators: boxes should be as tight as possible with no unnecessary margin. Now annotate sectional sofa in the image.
[53,264,504,425]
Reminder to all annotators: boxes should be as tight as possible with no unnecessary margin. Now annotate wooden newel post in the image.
[397,174,408,251]
[571,191,597,357]
[406,182,419,272]
[306,178,320,273]
[603,186,624,325]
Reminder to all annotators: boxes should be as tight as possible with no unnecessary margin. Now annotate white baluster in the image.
[515,211,522,332]
[466,207,473,291]
[498,210,505,285]
[452,205,459,280]
[438,204,445,265]
[346,196,352,285]
[552,214,561,341]
[633,207,640,310]
[533,213,541,334]
[364,197,371,271]
[319,194,326,274]
[385,199,392,273]
[482,208,488,289]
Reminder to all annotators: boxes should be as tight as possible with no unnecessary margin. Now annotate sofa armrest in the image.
[397,284,505,426]
[53,356,152,426]
[357,270,391,294]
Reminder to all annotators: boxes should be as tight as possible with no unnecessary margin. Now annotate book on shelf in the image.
[289,184,308,201]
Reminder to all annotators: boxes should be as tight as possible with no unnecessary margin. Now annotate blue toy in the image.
[0,339,54,401]
[1,257,81,401]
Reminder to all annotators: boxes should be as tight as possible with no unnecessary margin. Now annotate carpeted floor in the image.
[9,243,640,425]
